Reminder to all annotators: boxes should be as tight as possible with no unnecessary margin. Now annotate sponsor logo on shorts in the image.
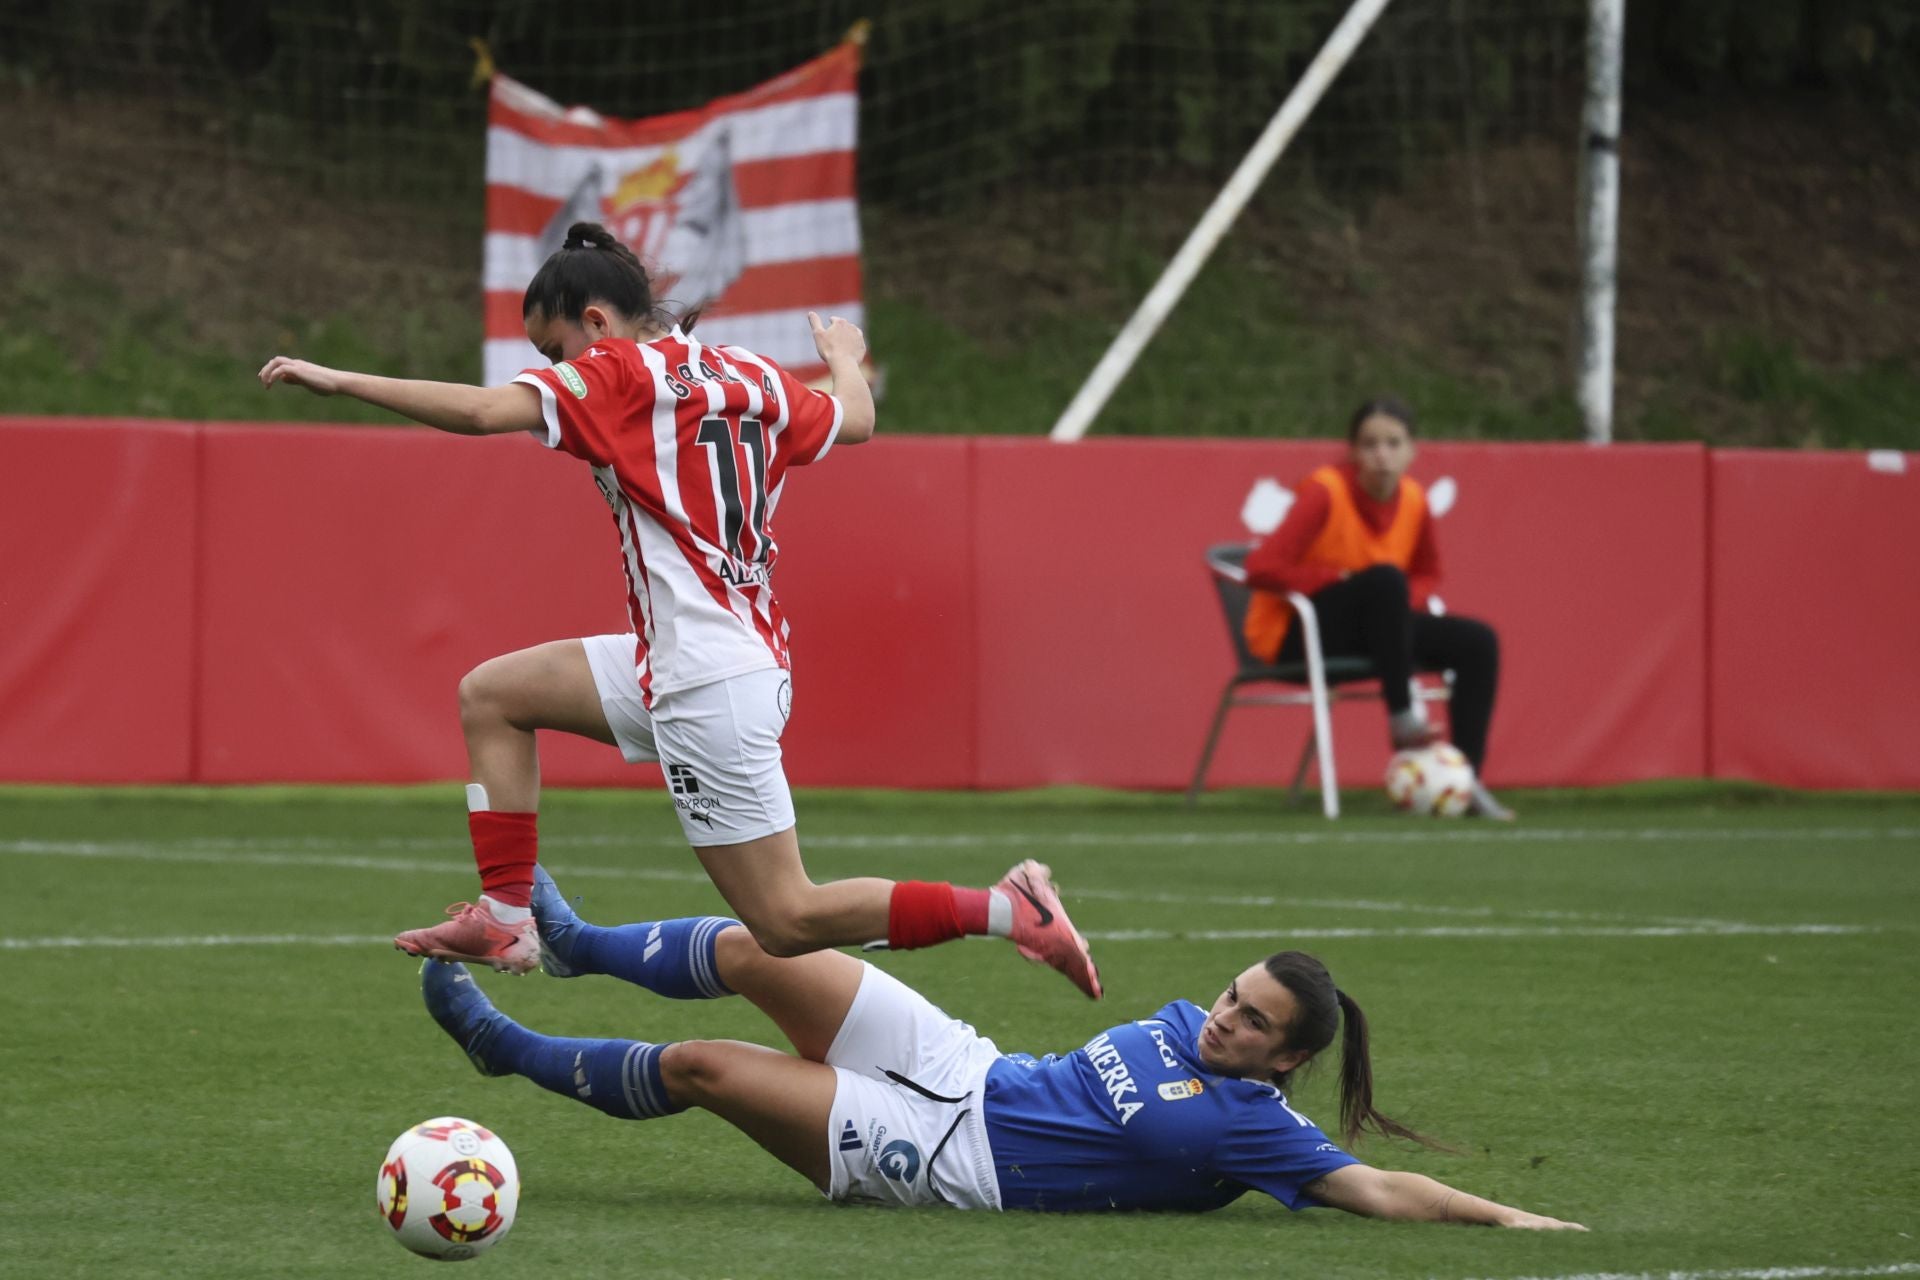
[555,362,589,399]
[838,1120,863,1152]
[1157,1078,1205,1101]
[777,678,792,722]
[877,1139,922,1183]
[667,764,718,828]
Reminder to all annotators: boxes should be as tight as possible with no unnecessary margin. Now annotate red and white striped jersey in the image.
[514,326,842,705]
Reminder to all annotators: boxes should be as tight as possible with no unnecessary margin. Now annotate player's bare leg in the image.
[709,927,866,1061]
[396,640,616,973]
[696,829,1102,999]
[657,1040,839,1189]
[459,639,619,808]
[695,827,892,957]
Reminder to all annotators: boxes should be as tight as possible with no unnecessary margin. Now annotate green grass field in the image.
[4,785,1918,1279]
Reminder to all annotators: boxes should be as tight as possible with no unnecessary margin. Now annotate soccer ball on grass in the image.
[376,1117,519,1260]
[1384,743,1476,817]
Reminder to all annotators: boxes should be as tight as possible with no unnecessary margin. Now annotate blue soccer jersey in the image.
[981,1000,1360,1213]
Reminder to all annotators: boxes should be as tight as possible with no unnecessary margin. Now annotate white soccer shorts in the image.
[823,963,1005,1211]
[579,634,796,847]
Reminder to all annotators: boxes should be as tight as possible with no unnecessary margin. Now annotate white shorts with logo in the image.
[579,634,796,848]
[823,963,1005,1211]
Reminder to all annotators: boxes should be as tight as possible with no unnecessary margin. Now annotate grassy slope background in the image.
[2,87,1916,448]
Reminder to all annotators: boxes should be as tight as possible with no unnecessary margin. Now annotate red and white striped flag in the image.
[483,37,863,387]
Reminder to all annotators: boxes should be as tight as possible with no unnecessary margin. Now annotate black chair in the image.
[1186,543,1450,816]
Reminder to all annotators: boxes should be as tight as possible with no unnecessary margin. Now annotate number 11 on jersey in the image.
[696,417,769,564]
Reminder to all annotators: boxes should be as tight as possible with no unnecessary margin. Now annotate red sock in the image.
[887,882,992,950]
[470,811,538,907]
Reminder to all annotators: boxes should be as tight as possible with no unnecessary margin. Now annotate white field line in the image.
[0,839,1809,931]
[4,826,1916,858]
[776,825,1920,850]
[1084,923,1874,942]
[1,933,395,950]
[0,840,713,885]
[1461,1264,1920,1280]
[1068,887,1745,929]
[0,920,1879,951]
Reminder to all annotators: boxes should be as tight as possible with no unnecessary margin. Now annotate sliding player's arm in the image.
[258,358,542,436]
[1303,1165,1586,1230]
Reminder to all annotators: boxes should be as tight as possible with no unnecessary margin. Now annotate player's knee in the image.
[739,921,813,959]
[457,660,515,729]
[659,1040,727,1103]
[1351,563,1409,601]
[736,904,826,959]
[1460,618,1500,668]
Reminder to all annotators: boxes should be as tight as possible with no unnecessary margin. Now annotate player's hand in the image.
[1499,1209,1587,1231]
[807,312,866,366]
[258,356,344,397]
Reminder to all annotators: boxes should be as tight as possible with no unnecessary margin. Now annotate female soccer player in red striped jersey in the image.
[258,221,1099,998]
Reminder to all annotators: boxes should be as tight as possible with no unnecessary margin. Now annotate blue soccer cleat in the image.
[529,865,588,978]
[421,959,515,1077]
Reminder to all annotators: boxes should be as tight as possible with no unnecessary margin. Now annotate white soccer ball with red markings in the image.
[375,1117,519,1260]
[1385,744,1475,817]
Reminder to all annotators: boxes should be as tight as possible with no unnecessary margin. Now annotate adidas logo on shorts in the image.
[838,1120,862,1152]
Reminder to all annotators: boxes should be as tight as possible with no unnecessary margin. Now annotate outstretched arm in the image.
[1304,1164,1585,1230]
[807,312,875,445]
[258,358,542,436]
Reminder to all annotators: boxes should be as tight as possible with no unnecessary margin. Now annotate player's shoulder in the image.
[1143,999,1205,1033]
[549,340,644,387]
[710,342,785,381]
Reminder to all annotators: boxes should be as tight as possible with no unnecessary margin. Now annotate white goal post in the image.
[1049,0,1623,446]
[1047,0,1398,443]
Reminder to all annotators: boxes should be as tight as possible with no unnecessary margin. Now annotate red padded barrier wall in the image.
[192,426,972,789]
[0,418,199,782]
[5,417,1908,791]
[771,437,976,787]
[196,424,628,784]
[970,439,1707,790]
[1710,449,1920,788]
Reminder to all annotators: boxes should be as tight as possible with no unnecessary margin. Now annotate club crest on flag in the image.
[485,37,865,389]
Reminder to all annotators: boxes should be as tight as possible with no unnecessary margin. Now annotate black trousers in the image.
[1275,564,1501,771]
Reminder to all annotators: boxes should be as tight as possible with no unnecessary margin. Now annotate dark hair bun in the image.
[562,221,618,252]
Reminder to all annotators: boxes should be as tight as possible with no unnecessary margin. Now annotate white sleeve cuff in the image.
[513,373,562,449]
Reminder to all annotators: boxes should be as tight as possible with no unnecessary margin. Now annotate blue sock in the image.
[571,916,738,1000]
[493,1022,684,1120]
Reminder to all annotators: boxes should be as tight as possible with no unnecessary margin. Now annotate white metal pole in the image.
[1577,0,1625,445]
[1048,0,1397,443]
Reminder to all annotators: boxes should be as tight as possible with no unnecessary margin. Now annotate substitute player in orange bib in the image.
[258,221,1099,998]
[1242,397,1512,819]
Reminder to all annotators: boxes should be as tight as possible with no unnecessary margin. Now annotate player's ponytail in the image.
[1263,951,1443,1150]
[1330,988,1441,1149]
[522,220,688,331]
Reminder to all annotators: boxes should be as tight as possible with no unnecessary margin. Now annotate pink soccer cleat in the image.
[394,902,540,975]
[997,860,1102,1000]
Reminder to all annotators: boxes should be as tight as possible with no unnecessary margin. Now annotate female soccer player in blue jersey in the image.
[419,868,1584,1226]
